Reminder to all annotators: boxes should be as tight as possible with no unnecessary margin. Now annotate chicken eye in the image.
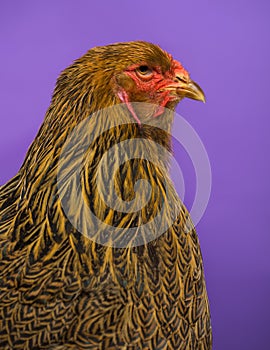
[138,65,150,74]
[136,65,153,78]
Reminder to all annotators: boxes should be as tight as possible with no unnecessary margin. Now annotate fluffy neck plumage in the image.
[0,75,180,279]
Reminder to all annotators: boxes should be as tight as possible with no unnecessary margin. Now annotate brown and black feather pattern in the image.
[0,42,212,349]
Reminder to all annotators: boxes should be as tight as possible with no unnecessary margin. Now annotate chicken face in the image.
[114,54,205,125]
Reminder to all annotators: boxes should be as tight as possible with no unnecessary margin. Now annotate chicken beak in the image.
[175,76,206,103]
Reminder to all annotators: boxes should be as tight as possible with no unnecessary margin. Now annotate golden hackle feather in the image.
[0,41,211,349]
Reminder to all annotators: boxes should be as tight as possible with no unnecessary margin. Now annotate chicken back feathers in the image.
[0,41,212,349]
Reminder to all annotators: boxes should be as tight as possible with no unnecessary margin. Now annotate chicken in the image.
[0,41,212,349]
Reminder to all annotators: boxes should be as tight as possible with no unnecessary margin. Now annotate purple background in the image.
[1,1,269,349]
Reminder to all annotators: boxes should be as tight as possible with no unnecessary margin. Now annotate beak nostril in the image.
[175,75,189,84]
